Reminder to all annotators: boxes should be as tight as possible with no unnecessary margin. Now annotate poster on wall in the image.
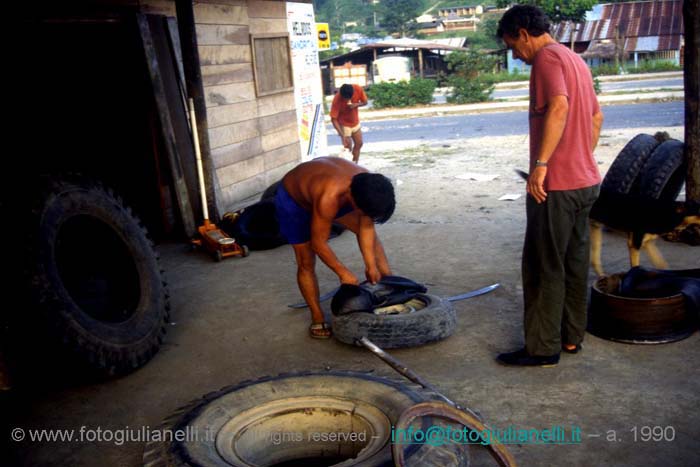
[286,2,328,161]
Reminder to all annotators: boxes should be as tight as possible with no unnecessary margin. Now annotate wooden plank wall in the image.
[143,0,301,211]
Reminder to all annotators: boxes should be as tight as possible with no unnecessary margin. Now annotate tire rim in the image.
[374,296,428,315]
[215,396,391,466]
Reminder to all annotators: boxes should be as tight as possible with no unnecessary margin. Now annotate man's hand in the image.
[527,166,548,203]
[365,266,382,285]
[342,136,352,148]
[338,270,359,285]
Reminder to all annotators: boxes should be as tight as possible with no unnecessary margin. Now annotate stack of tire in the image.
[588,132,695,344]
[599,131,686,200]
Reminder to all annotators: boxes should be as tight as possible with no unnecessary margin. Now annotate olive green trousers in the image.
[522,185,600,356]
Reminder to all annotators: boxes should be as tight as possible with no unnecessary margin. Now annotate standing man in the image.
[330,83,367,163]
[496,5,604,366]
[274,157,395,338]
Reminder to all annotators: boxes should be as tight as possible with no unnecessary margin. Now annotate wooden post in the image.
[615,24,621,70]
[175,0,219,221]
[685,0,699,202]
[418,48,424,78]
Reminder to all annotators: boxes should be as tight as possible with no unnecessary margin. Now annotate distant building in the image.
[416,20,445,36]
[442,13,480,32]
[341,32,363,42]
[417,4,485,35]
[415,14,436,23]
[319,38,468,94]
[550,0,684,68]
[437,5,483,18]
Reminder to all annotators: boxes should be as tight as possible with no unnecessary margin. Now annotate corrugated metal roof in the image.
[633,36,660,51]
[552,0,682,52]
[432,37,467,48]
[581,40,617,58]
[364,38,466,51]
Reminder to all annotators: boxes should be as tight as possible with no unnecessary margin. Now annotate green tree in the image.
[495,1,597,23]
[313,0,373,35]
[468,15,502,50]
[380,0,423,37]
[445,49,499,78]
[444,50,498,103]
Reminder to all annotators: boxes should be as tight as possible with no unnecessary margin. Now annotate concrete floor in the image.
[4,213,699,466]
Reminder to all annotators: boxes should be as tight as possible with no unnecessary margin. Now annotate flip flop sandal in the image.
[562,344,582,354]
[309,322,332,339]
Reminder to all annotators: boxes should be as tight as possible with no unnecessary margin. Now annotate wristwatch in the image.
[535,160,548,167]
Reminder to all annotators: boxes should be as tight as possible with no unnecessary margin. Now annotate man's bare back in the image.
[282,157,366,216]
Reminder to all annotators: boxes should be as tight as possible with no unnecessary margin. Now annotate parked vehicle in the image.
[373,55,412,83]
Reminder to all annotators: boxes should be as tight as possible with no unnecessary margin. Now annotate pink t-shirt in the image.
[529,43,601,191]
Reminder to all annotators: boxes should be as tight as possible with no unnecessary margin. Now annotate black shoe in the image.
[496,348,559,367]
[562,344,582,354]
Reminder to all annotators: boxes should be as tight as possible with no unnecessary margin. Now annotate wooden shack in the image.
[15,0,307,238]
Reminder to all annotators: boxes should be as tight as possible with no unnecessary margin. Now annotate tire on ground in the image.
[600,133,664,194]
[24,177,169,377]
[332,294,456,348]
[638,139,687,201]
[143,371,470,467]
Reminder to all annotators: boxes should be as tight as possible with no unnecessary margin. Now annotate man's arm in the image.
[591,110,604,150]
[348,98,367,110]
[528,94,569,203]
[331,117,351,149]
[309,196,358,284]
[355,214,381,283]
[349,88,368,109]
[330,94,351,148]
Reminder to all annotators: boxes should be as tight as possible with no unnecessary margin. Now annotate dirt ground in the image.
[354,125,685,232]
[5,124,700,467]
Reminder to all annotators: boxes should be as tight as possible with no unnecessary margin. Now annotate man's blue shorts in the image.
[274,183,354,245]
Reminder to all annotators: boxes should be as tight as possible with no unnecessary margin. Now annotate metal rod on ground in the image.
[358,336,482,421]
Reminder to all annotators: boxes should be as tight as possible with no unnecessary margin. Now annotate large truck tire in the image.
[600,133,664,195]
[22,177,169,377]
[637,139,687,201]
[143,371,470,467]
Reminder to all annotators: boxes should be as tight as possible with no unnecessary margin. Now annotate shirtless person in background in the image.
[274,157,395,338]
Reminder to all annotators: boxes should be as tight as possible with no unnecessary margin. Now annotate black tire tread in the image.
[600,133,663,195]
[332,294,456,348]
[24,175,169,377]
[638,139,687,201]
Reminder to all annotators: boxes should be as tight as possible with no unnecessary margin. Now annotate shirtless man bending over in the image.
[274,157,395,338]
